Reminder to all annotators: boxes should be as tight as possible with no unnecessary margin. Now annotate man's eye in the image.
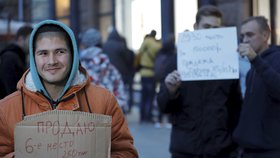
[57,50,66,54]
[37,51,48,56]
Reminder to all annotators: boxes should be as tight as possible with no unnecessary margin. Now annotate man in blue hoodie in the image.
[0,20,138,158]
[234,16,280,158]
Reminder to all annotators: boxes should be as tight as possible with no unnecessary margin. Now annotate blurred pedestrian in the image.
[0,25,33,99]
[154,33,176,128]
[79,28,128,113]
[234,16,280,158]
[138,30,162,123]
[157,5,242,158]
[103,28,135,113]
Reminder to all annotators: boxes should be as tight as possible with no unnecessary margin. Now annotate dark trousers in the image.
[126,80,134,112]
[123,74,135,111]
[140,77,156,123]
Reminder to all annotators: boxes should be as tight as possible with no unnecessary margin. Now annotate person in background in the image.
[103,28,135,113]
[0,20,138,158]
[234,16,280,158]
[157,5,242,158]
[79,28,128,113]
[0,25,33,99]
[154,34,176,128]
[138,30,162,123]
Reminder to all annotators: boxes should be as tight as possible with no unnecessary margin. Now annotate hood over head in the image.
[29,20,79,101]
[107,28,123,41]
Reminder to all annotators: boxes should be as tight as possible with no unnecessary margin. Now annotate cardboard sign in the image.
[15,110,112,158]
[177,27,239,81]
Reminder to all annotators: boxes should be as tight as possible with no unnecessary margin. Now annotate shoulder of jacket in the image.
[82,84,117,111]
[0,91,22,116]
[84,84,113,97]
[0,91,22,103]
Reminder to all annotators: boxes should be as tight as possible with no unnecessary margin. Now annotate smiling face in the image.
[34,33,72,87]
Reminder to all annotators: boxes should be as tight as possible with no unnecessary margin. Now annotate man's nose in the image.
[242,36,249,43]
[48,53,57,64]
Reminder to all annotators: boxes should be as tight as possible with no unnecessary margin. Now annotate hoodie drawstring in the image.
[21,88,26,120]
[48,93,76,110]
[83,88,92,113]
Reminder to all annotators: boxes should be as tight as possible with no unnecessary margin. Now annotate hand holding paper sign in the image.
[156,5,243,158]
[165,70,181,97]
[0,152,14,158]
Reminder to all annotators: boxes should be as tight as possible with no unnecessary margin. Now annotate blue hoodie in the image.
[29,20,79,101]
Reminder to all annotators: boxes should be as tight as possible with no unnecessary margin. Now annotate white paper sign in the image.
[177,27,239,81]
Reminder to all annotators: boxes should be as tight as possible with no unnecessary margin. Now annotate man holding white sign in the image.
[0,20,138,158]
[157,5,242,158]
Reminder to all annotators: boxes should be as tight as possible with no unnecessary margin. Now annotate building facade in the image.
[0,0,280,49]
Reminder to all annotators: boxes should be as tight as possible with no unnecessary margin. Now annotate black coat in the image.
[0,44,26,99]
[233,46,280,154]
[157,54,243,157]
[103,29,135,84]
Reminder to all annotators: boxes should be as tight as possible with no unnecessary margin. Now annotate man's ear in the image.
[262,30,270,41]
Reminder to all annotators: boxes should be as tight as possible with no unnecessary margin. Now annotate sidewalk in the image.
[126,105,171,158]
[124,75,171,158]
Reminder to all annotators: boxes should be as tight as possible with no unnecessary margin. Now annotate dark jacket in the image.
[154,38,176,82]
[157,54,242,157]
[233,46,280,155]
[103,29,135,84]
[0,44,26,99]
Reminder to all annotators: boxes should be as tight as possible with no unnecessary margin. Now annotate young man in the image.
[0,25,33,99]
[234,16,280,158]
[0,20,138,158]
[157,5,242,158]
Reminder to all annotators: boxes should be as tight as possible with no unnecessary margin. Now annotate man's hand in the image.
[165,70,181,96]
[1,152,15,158]
[238,43,257,61]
